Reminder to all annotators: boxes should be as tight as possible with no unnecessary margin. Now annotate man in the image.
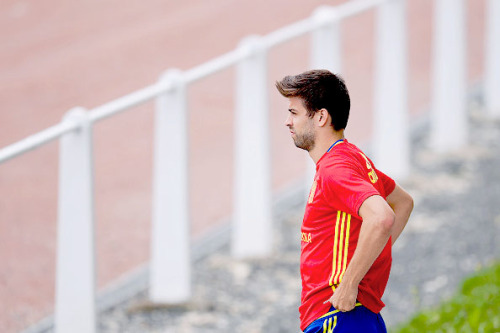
[276,69,413,333]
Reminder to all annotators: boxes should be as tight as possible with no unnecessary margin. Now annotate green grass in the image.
[391,262,500,333]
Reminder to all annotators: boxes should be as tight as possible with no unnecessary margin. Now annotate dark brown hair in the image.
[276,69,350,130]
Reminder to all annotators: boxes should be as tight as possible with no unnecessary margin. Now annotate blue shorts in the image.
[303,303,387,333]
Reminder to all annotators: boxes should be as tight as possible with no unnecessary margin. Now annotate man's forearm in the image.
[328,196,394,312]
[390,201,413,245]
[386,185,414,245]
[339,213,392,287]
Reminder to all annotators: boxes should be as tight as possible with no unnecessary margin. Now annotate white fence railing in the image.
[431,0,468,151]
[1,0,499,332]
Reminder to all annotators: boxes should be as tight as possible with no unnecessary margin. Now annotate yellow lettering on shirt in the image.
[358,152,379,184]
[301,232,312,243]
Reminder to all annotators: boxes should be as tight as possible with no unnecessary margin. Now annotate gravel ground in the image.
[97,105,500,333]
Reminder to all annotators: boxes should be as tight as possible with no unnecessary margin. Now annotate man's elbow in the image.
[402,193,414,217]
[377,208,396,234]
[408,195,415,213]
[387,184,414,216]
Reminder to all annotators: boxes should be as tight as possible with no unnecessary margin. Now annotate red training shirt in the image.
[299,139,396,331]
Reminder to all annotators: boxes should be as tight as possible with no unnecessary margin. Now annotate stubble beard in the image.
[293,128,315,152]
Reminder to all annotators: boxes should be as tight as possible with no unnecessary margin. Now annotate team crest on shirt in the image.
[308,180,317,204]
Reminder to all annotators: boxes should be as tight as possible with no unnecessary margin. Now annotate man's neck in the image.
[309,131,345,164]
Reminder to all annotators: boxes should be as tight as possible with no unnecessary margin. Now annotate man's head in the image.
[275,69,350,131]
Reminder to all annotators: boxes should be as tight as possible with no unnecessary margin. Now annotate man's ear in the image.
[317,108,329,127]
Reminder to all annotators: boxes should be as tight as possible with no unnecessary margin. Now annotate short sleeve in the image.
[322,159,379,218]
[375,168,396,198]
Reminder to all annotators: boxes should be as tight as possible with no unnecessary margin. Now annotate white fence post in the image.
[150,69,191,303]
[311,6,341,73]
[308,6,342,190]
[232,35,272,258]
[485,0,500,118]
[373,0,410,180]
[55,107,96,333]
[431,0,467,151]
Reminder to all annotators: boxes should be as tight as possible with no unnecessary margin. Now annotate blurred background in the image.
[0,0,497,332]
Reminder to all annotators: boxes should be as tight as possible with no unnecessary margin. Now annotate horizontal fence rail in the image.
[1,0,498,332]
[0,0,404,165]
[0,121,78,163]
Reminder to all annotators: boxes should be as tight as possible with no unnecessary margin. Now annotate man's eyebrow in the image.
[288,108,297,112]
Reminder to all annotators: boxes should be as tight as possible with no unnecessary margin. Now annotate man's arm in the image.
[386,184,414,245]
[328,195,395,312]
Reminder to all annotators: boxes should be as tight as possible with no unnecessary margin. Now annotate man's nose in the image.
[284,114,292,127]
